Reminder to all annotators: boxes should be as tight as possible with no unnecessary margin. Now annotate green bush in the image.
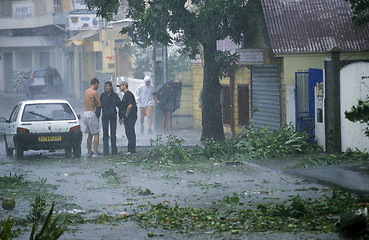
[147,135,191,165]
[232,125,316,159]
[202,138,226,158]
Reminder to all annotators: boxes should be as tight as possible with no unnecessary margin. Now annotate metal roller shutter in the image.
[251,65,281,130]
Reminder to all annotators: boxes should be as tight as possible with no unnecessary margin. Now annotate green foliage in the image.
[0,216,16,240]
[132,189,369,234]
[167,51,191,81]
[131,45,152,79]
[131,45,191,81]
[29,203,67,240]
[85,0,120,21]
[346,0,369,27]
[233,125,316,160]
[292,150,369,168]
[0,173,25,185]
[102,169,119,178]
[345,97,369,137]
[28,195,47,223]
[243,0,264,47]
[147,135,191,165]
[202,138,226,158]
[0,202,67,240]
[102,169,121,184]
[137,188,154,196]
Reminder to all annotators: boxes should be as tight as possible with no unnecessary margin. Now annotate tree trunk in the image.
[200,42,225,141]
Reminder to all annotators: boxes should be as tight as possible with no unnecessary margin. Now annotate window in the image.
[95,52,103,70]
[0,1,12,18]
[238,85,250,126]
[54,0,62,13]
[9,105,20,122]
[17,52,32,69]
[39,52,50,68]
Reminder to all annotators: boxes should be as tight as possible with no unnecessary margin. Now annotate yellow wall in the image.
[191,63,252,135]
[175,71,193,117]
[281,54,328,86]
[219,66,252,135]
[280,52,369,86]
[192,65,204,129]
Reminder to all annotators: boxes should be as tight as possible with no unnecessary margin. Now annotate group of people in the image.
[82,76,182,157]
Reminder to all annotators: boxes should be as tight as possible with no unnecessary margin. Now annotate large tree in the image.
[346,0,369,27]
[85,0,248,141]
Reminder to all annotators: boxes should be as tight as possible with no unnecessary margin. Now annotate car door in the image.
[4,104,21,148]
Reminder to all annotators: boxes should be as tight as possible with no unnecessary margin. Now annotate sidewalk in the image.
[284,162,369,194]
[244,156,369,195]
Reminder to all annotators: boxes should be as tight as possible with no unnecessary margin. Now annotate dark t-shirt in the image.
[120,90,137,119]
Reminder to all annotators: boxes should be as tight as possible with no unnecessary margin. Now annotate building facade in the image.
[0,0,72,94]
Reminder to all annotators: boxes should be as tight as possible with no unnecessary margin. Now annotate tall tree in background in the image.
[346,0,369,27]
[85,0,248,141]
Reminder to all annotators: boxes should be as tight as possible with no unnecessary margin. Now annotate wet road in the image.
[0,92,349,240]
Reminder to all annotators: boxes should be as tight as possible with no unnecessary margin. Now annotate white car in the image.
[0,99,82,159]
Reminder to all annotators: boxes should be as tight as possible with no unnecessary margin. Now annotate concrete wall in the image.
[340,62,369,152]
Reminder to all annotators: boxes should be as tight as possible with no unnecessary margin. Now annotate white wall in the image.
[340,62,369,152]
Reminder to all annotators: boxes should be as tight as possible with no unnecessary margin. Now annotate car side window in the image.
[9,105,20,122]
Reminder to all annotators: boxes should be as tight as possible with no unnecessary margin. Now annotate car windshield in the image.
[22,103,75,122]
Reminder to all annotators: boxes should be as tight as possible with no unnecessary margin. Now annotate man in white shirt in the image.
[136,76,155,134]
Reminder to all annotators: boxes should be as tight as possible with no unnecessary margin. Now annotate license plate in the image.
[38,136,62,142]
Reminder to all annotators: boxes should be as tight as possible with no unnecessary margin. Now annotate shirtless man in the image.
[83,78,102,157]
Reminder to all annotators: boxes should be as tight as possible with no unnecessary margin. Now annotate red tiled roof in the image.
[261,0,369,54]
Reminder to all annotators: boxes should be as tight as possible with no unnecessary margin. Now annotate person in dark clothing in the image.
[95,81,121,156]
[154,80,182,132]
[45,66,55,96]
[117,80,138,154]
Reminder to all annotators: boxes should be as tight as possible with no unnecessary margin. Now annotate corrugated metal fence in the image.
[251,64,281,130]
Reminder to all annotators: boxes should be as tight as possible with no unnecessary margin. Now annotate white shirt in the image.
[136,83,155,108]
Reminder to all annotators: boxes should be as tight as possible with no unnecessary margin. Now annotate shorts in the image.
[83,111,100,134]
[139,106,153,117]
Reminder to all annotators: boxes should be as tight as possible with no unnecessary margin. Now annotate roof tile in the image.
[261,0,369,54]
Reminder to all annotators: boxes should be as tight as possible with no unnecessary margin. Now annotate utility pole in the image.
[153,42,164,131]
[325,47,342,153]
[153,43,169,131]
